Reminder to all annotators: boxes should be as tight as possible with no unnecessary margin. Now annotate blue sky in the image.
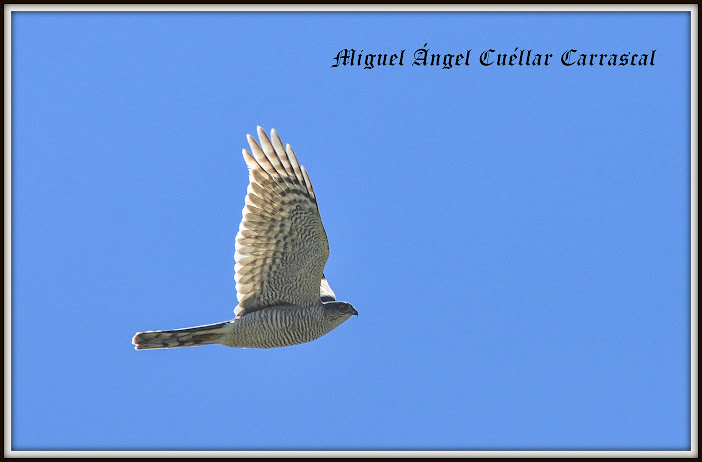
[10,10,691,451]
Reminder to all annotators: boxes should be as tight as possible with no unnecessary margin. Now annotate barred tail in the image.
[132,321,231,350]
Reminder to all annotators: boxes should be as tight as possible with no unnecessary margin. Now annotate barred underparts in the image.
[132,127,357,350]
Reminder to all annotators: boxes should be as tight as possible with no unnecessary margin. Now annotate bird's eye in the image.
[337,304,346,311]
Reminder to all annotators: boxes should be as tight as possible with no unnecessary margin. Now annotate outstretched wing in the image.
[234,127,329,317]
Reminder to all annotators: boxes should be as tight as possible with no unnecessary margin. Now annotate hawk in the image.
[132,127,357,350]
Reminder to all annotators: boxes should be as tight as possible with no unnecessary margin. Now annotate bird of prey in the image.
[132,127,357,350]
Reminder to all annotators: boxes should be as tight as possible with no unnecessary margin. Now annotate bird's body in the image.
[132,127,356,350]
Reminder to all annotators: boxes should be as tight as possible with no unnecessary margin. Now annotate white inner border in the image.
[4,3,698,459]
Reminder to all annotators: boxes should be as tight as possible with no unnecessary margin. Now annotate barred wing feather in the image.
[234,127,330,317]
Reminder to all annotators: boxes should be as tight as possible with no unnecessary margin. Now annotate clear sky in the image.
[10,9,691,451]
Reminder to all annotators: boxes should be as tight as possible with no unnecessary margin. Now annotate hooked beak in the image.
[352,307,358,316]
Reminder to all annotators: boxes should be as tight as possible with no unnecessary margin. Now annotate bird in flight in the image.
[132,127,357,350]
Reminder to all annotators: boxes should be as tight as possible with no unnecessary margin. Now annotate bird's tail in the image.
[132,321,231,350]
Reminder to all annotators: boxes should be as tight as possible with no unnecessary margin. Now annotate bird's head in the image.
[322,301,358,326]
